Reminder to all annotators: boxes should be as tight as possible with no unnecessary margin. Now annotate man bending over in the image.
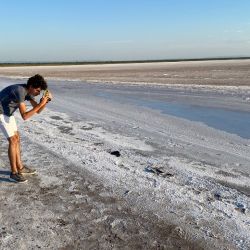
[0,74,52,183]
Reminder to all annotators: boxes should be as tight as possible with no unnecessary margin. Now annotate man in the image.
[0,74,52,183]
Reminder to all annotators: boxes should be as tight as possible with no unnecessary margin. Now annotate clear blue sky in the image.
[0,0,250,62]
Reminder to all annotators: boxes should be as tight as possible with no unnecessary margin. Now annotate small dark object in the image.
[144,167,155,173]
[214,193,222,201]
[155,168,164,175]
[236,202,244,208]
[144,166,156,174]
[110,151,121,157]
[57,218,67,226]
[163,173,174,178]
[144,166,166,176]
[235,203,246,214]
[235,207,246,214]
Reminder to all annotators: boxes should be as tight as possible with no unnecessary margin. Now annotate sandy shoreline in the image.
[0,59,250,86]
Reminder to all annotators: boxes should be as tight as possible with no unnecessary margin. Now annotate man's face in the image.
[28,86,41,96]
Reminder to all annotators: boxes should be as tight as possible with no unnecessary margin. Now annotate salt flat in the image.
[0,59,250,86]
[0,61,250,249]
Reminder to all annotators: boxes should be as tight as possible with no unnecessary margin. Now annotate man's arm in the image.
[30,99,46,114]
[19,97,48,120]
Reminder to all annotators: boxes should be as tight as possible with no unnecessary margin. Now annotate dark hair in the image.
[27,74,47,90]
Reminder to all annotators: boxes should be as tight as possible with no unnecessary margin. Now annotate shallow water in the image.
[1,77,250,139]
[96,92,250,139]
[138,99,250,139]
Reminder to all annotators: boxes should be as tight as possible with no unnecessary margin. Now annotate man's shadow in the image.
[0,169,13,183]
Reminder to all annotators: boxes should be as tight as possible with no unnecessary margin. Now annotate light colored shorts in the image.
[0,114,18,139]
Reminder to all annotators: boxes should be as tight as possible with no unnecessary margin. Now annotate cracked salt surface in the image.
[17,111,250,248]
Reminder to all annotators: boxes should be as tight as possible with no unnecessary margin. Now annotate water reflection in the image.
[97,92,250,139]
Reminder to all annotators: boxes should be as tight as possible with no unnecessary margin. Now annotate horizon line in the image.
[1,56,250,66]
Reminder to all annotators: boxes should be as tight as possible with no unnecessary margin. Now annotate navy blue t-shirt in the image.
[0,84,34,116]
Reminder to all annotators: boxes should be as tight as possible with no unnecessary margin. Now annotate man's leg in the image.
[15,131,36,175]
[8,135,27,183]
[15,131,24,172]
[0,115,27,182]
[8,135,18,174]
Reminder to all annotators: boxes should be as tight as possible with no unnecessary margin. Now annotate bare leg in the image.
[8,135,18,174]
[15,131,24,172]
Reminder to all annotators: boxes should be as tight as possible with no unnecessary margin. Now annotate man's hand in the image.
[43,89,53,101]
[40,96,50,105]
[47,90,53,101]
[19,97,49,120]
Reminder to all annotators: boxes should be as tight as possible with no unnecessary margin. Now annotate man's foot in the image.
[19,166,37,175]
[10,173,28,183]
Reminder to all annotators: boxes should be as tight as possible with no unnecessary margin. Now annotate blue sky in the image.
[0,0,250,62]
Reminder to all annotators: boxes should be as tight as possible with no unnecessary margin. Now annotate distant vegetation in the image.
[0,57,250,67]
